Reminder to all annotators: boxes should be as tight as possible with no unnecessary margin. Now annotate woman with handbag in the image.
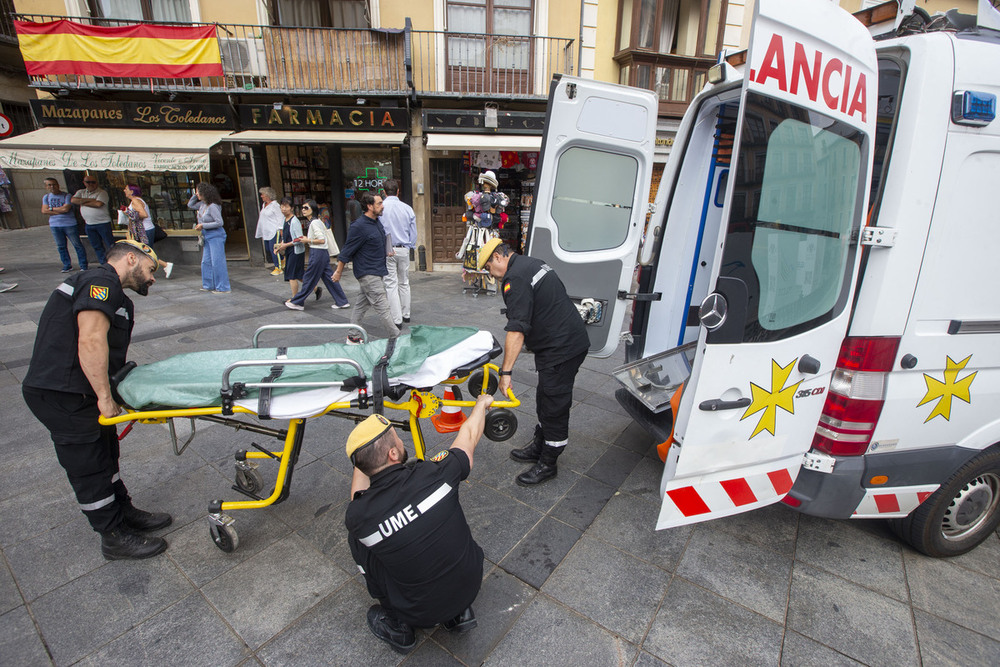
[124,185,173,277]
[274,197,305,299]
[188,182,230,293]
[284,199,349,311]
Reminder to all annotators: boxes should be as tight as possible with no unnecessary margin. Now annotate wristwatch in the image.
[499,370,512,376]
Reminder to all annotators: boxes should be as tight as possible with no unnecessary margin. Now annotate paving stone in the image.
[431,568,536,665]
[4,518,106,601]
[550,475,616,530]
[399,639,464,666]
[780,631,864,666]
[633,650,670,667]
[913,608,1000,667]
[786,563,917,667]
[262,459,352,530]
[0,606,51,666]
[904,550,1000,641]
[942,531,1000,579]
[542,536,671,644]
[75,592,249,667]
[644,577,783,666]
[614,420,656,454]
[586,445,643,488]
[500,517,582,589]
[0,478,78,549]
[31,558,193,665]
[570,401,633,445]
[200,533,346,649]
[256,579,407,665]
[618,455,666,505]
[676,524,792,622]
[0,559,20,618]
[707,502,800,557]
[588,492,692,572]
[483,595,636,666]
[794,514,907,601]
[460,483,543,564]
[295,497,357,576]
[129,464,235,538]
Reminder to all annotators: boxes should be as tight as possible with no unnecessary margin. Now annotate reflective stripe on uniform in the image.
[358,481,454,547]
[57,283,74,296]
[545,439,568,448]
[530,265,552,288]
[111,473,120,483]
[79,493,116,511]
[115,307,129,320]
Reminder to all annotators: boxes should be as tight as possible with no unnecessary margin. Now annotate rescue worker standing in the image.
[22,240,172,560]
[345,393,493,654]
[478,239,590,486]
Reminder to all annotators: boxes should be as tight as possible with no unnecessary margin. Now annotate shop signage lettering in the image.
[0,149,209,172]
[30,100,235,129]
[239,105,406,131]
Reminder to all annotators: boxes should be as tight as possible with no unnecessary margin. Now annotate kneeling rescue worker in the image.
[22,240,173,560]
[344,394,493,654]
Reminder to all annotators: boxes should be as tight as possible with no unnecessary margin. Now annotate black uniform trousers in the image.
[536,350,587,443]
[22,387,128,533]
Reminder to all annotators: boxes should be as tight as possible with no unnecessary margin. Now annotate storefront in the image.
[229,104,408,251]
[0,100,244,262]
[419,109,543,271]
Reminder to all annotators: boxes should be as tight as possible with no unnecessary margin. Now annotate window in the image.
[445,0,534,94]
[617,0,725,58]
[550,147,638,252]
[272,0,369,28]
[89,0,191,21]
[720,93,867,341]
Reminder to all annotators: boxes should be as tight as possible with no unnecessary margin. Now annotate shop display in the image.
[279,145,331,208]
[458,170,508,295]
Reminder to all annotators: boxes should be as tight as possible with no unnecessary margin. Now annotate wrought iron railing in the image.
[0,0,18,44]
[409,28,573,98]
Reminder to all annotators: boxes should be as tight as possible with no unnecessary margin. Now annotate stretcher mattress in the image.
[117,326,497,418]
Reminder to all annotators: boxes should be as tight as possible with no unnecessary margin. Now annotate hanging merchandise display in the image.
[457,170,509,294]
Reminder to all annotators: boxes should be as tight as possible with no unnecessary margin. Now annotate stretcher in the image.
[99,324,520,552]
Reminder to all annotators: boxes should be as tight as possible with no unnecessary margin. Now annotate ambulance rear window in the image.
[721,92,867,342]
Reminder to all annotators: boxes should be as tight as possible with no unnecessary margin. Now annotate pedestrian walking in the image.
[256,186,283,275]
[124,185,173,277]
[380,179,416,327]
[284,199,349,311]
[274,197,305,299]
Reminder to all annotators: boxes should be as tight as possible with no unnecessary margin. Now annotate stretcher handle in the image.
[221,357,366,391]
[251,324,369,348]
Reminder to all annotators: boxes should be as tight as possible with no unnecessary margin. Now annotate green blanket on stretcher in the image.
[117,325,481,409]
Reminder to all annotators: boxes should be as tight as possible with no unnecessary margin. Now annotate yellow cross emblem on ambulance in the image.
[741,359,802,438]
[917,355,976,422]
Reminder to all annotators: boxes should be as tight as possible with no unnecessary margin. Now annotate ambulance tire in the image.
[891,446,1000,558]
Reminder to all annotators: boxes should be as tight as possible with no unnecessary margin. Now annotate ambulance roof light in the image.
[952,91,996,127]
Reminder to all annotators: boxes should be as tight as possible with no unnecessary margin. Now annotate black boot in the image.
[101,526,168,560]
[367,604,416,654]
[510,425,544,463]
[443,606,477,634]
[123,504,172,532]
[516,444,563,486]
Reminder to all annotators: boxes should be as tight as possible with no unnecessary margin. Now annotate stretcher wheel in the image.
[484,408,517,442]
[210,523,239,553]
[235,466,264,495]
[468,369,499,397]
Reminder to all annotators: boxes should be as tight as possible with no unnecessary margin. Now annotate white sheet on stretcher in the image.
[233,330,496,419]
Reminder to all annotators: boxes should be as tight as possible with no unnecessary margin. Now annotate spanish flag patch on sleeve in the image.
[89,285,109,301]
[503,283,511,294]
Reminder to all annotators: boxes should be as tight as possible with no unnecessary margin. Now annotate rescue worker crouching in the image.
[22,240,172,560]
[344,394,492,654]
[478,238,590,486]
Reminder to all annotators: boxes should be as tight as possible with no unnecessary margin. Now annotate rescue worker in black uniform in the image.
[22,240,172,560]
[345,393,493,654]
[478,238,590,486]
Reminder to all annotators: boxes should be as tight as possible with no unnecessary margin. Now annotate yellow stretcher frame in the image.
[98,323,519,552]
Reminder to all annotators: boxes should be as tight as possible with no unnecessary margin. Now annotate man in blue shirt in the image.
[43,177,88,273]
[333,191,400,342]
[379,179,417,327]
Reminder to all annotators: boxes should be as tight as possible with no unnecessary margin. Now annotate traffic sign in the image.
[0,113,11,137]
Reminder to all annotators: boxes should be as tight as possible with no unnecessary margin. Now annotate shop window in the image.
[446,0,533,94]
[342,147,397,203]
[88,0,191,22]
[272,0,369,28]
[616,0,725,58]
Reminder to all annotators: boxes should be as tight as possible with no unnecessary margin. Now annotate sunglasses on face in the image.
[301,206,311,210]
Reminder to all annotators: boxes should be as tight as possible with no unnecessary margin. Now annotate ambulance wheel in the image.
[891,446,1000,558]
[210,523,239,553]
[468,369,498,397]
[484,408,517,442]
[235,467,264,495]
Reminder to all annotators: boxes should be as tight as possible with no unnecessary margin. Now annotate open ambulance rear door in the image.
[526,77,658,357]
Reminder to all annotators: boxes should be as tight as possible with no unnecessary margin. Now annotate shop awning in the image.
[223,131,407,144]
[424,133,541,151]
[0,127,231,172]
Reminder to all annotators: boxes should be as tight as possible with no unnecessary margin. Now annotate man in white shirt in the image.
[72,176,114,264]
[379,179,416,327]
[255,187,284,275]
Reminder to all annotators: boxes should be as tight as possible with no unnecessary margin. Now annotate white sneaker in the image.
[331,302,351,309]
[0,282,16,293]
[164,262,174,279]
[345,334,363,345]
[285,300,304,311]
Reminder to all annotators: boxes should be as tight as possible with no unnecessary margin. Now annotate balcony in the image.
[616,51,715,118]
[14,15,573,100]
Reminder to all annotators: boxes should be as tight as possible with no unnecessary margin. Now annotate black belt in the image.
[393,245,408,248]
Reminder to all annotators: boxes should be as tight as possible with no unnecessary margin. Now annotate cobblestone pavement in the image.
[1,226,998,666]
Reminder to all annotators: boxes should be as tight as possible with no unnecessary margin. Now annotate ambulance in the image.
[527,0,1000,556]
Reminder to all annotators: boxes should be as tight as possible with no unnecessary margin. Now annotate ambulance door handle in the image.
[699,398,751,411]
[798,355,821,374]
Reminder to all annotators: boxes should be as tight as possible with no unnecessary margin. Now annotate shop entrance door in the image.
[430,158,468,264]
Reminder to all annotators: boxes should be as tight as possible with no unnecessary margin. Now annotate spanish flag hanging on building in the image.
[15,20,224,79]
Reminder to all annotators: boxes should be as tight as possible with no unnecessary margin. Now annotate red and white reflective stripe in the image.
[657,465,797,529]
[852,484,939,518]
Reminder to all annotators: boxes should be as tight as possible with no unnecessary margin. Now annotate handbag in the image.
[323,224,339,256]
[152,223,168,243]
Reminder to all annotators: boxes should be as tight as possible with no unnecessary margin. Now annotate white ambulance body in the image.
[528,0,1000,556]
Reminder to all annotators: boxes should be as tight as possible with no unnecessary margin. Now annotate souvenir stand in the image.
[457,170,509,294]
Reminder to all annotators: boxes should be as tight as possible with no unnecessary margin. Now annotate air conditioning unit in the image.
[219,37,268,77]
